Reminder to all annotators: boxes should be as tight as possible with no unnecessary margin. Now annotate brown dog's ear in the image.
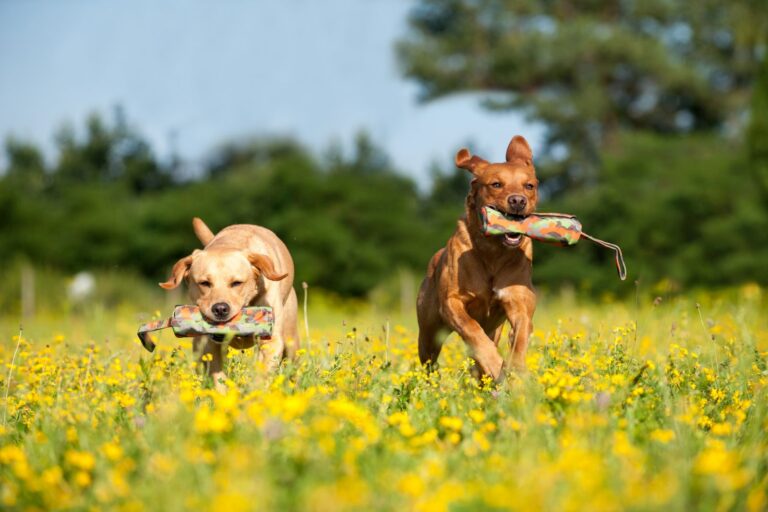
[159,253,196,290]
[505,135,533,166]
[248,253,288,281]
[455,148,489,175]
[192,217,215,246]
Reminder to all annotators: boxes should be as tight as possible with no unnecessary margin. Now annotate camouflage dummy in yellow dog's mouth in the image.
[137,305,274,352]
[480,206,627,280]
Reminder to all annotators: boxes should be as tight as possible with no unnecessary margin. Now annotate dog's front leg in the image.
[257,289,286,373]
[442,298,504,379]
[498,285,536,371]
[194,336,227,393]
[258,337,285,373]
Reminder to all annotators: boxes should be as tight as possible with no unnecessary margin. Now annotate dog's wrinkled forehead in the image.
[479,162,536,182]
[190,250,252,281]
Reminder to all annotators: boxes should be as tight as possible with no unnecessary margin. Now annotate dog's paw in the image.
[476,349,504,381]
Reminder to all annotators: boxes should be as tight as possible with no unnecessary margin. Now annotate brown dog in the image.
[160,218,299,390]
[417,135,538,380]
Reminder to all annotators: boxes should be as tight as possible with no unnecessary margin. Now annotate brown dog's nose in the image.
[507,194,527,213]
[212,302,230,319]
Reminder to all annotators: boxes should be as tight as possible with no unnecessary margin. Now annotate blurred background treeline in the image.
[1,0,767,314]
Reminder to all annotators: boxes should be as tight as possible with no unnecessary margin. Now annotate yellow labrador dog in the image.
[160,218,299,390]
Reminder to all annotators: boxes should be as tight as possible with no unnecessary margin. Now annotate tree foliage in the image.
[2,105,767,297]
[535,131,768,293]
[0,115,452,297]
[398,0,768,189]
[747,52,768,203]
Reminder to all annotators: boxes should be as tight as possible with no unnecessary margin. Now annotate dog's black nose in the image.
[508,194,527,212]
[212,302,230,319]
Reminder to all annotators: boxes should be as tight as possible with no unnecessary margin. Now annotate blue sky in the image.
[0,0,541,185]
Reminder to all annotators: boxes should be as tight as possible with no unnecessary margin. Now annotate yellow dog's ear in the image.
[505,135,533,166]
[159,251,198,289]
[248,253,288,281]
[455,148,489,175]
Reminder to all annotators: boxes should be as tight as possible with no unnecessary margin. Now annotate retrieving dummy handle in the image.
[137,305,274,352]
[480,207,627,280]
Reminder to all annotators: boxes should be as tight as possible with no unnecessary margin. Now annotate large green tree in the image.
[0,122,437,297]
[398,0,768,189]
[54,108,173,192]
[747,53,768,203]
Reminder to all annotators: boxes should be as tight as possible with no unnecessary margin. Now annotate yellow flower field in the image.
[1,287,767,511]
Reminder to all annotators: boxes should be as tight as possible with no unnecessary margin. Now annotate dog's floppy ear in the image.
[159,252,197,290]
[192,217,215,246]
[505,135,533,166]
[248,253,288,281]
[455,148,489,175]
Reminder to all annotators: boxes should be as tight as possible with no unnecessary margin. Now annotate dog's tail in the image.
[192,217,215,246]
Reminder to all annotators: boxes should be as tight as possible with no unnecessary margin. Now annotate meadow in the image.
[1,285,766,511]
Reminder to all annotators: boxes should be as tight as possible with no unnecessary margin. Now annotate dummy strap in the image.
[580,231,627,281]
[137,317,171,353]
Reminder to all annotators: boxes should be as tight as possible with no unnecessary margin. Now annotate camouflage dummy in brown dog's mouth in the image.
[137,305,274,352]
[480,206,627,280]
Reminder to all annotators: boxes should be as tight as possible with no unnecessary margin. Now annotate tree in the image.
[3,138,46,192]
[533,131,768,291]
[54,109,171,192]
[205,137,308,177]
[0,138,50,260]
[747,53,768,203]
[398,0,768,190]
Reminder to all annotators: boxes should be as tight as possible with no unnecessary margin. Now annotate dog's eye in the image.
[524,183,535,191]
[230,281,243,288]
[198,281,211,288]
[491,182,503,189]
